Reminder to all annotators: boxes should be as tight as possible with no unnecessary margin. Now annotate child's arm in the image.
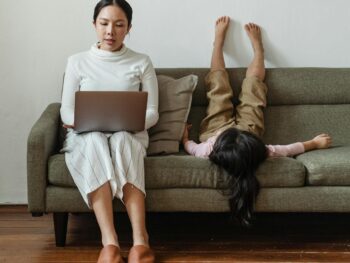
[267,134,332,157]
[302,134,332,152]
[182,124,191,145]
[182,124,213,158]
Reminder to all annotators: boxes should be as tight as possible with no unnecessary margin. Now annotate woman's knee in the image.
[74,132,110,153]
[110,131,131,146]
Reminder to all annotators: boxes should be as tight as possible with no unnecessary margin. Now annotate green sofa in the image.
[27,68,350,247]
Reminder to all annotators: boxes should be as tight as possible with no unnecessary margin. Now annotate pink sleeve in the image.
[267,142,305,157]
[184,140,213,158]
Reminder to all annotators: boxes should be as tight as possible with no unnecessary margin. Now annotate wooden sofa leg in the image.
[53,212,69,247]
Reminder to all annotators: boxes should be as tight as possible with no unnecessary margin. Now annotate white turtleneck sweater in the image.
[60,44,159,130]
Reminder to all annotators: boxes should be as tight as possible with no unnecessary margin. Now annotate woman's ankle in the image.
[133,231,149,247]
[102,233,119,247]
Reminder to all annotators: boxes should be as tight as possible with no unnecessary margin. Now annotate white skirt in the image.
[61,129,148,208]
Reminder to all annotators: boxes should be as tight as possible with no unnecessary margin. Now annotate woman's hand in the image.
[63,124,74,129]
[182,123,192,144]
[312,134,332,149]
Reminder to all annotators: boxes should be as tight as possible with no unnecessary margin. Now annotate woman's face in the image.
[94,5,131,52]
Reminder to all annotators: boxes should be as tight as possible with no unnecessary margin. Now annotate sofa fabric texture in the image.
[48,153,305,189]
[28,68,350,214]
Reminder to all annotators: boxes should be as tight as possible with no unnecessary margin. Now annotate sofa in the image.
[27,68,350,247]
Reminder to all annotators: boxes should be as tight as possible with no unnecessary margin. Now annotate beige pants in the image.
[199,70,268,142]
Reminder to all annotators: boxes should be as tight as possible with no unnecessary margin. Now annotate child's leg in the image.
[235,23,267,138]
[199,17,236,142]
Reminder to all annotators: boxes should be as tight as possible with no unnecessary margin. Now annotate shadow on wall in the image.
[263,29,289,67]
[223,20,289,68]
[224,20,249,66]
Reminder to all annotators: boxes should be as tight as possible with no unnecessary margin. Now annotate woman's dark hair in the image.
[209,128,268,226]
[93,0,133,26]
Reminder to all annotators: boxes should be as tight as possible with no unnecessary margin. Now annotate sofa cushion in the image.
[48,153,305,189]
[147,74,198,155]
[156,68,350,107]
[256,157,305,187]
[263,105,350,146]
[48,154,72,187]
[296,146,350,186]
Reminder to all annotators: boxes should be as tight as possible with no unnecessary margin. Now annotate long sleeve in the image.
[267,142,305,157]
[60,57,80,126]
[141,57,159,129]
[60,45,158,130]
[185,137,305,158]
[184,136,216,158]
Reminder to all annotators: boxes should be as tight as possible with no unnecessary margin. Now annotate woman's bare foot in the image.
[214,16,230,48]
[244,23,265,81]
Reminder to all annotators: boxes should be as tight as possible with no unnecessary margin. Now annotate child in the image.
[182,17,332,226]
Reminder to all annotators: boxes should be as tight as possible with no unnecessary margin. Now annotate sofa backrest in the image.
[156,68,350,147]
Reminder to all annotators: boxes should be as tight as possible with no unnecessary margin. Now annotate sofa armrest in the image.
[27,103,61,212]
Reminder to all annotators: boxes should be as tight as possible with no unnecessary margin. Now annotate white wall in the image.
[1,0,349,204]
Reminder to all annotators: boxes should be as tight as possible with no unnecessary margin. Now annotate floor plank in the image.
[1,206,350,262]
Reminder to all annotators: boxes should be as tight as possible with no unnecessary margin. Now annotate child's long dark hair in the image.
[209,128,268,226]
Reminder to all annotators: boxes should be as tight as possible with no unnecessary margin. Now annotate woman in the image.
[182,17,332,227]
[60,1,157,262]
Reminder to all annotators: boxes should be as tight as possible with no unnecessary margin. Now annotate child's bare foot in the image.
[245,23,265,80]
[244,23,264,55]
[214,16,230,48]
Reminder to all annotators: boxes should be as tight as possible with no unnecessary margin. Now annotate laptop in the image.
[74,91,148,133]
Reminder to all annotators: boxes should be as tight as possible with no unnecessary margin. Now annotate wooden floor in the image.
[1,206,350,262]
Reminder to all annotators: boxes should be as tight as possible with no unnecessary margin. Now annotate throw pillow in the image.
[147,74,198,155]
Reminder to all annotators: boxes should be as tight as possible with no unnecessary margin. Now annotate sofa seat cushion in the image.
[256,157,305,187]
[296,146,350,186]
[48,153,305,189]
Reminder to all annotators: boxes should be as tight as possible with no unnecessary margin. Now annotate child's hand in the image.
[312,134,332,149]
[182,123,192,144]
